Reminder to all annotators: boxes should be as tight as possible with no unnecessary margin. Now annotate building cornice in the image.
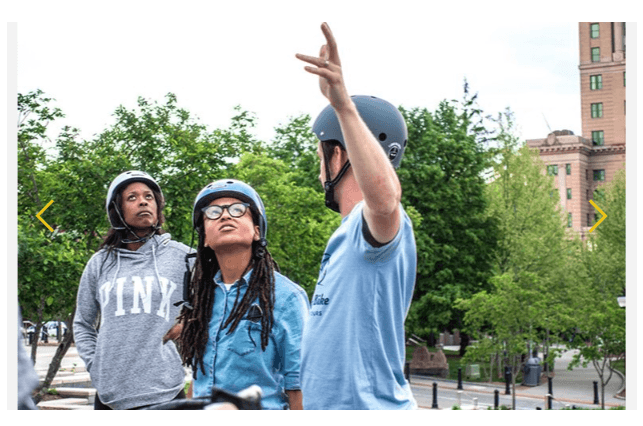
[579,61,626,72]
[531,143,625,157]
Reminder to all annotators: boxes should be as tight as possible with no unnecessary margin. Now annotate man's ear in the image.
[254,225,261,241]
[332,145,347,170]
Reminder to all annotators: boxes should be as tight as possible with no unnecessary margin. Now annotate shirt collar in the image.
[213,268,254,287]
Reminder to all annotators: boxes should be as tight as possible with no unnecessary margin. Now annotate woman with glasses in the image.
[171,179,309,410]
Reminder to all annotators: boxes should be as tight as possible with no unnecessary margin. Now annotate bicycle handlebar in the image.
[142,385,263,410]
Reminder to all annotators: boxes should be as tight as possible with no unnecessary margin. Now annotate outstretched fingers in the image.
[296,22,350,109]
[295,52,328,69]
[320,22,341,66]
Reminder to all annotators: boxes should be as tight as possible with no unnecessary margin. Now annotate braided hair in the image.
[177,210,279,377]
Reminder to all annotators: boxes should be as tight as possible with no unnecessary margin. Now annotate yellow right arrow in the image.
[589,200,607,233]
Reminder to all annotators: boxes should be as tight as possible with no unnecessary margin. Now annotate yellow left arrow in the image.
[36,200,54,232]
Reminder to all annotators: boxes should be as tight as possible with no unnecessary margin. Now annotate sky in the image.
[12,2,589,148]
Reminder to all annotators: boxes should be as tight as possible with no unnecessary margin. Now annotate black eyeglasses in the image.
[202,203,250,220]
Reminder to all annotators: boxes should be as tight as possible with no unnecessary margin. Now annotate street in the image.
[410,379,602,410]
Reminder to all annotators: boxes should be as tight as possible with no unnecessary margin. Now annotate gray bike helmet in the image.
[192,179,267,241]
[106,170,163,229]
[312,95,408,168]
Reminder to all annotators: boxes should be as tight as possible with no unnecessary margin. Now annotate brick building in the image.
[526,22,626,239]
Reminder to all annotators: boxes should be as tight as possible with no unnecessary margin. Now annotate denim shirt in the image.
[193,268,309,409]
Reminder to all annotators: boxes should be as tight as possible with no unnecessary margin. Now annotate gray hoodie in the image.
[73,234,191,409]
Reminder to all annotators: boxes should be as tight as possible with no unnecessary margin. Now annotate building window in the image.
[587,214,591,226]
[590,75,602,90]
[591,47,600,62]
[586,169,588,180]
[547,165,558,176]
[590,23,600,38]
[568,213,573,228]
[593,169,605,181]
[591,103,603,118]
[624,71,626,86]
[586,189,590,200]
[566,164,572,175]
[567,188,572,199]
[592,130,604,146]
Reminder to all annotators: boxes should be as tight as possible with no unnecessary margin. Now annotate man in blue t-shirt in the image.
[296,23,417,409]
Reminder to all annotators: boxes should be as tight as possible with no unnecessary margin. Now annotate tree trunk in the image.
[29,323,41,365]
[497,351,503,379]
[29,296,45,365]
[511,375,516,410]
[33,308,75,404]
[513,355,521,410]
[489,353,494,384]
[427,332,436,348]
[458,332,470,357]
[601,380,605,410]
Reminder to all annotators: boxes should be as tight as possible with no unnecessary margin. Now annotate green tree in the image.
[566,169,626,409]
[594,168,625,294]
[457,271,542,409]
[267,114,321,190]
[456,117,576,408]
[49,94,256,251]
[230,152,339,296]
[17,90,70,360]
[17,90,90,404]
[17,90,63,216]
[398,88,498,354]
[18,91,264,403]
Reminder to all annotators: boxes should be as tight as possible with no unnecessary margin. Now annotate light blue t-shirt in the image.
[193,269,310,410]
[301,202,417,409]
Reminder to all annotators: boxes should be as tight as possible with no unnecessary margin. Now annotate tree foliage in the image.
[230,153,339,295]
[566,169,626,409]
[18,87,626,410]
[455,115,577,408]
[398,87,498,349]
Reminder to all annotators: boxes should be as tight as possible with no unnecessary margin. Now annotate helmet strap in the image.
[323,154,351,213]
[111,200,159,244]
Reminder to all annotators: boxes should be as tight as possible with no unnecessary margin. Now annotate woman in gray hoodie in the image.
[73,171,192,409]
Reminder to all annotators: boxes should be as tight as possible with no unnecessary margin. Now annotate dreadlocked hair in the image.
[177,219,280,377]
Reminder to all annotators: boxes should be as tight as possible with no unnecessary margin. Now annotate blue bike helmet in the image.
[312,95,408,168]
[106,170,163,229]
[192,179,267,241]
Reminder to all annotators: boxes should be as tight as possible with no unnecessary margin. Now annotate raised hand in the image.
[296,23,352,112]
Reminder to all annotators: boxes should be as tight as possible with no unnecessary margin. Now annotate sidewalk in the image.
[428,345,625,408]
[25,342,625,409]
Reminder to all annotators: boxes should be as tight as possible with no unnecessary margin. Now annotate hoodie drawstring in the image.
[101,251,122,328]
[152,244,162,295]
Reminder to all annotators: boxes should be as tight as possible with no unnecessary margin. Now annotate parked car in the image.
[25,321,68,340]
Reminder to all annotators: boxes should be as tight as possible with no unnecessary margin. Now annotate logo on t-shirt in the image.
[99,275,177,324]
[310,293,330,317]
[317,252,331,286]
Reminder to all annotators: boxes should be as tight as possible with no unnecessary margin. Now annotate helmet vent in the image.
[378,133,387,141]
